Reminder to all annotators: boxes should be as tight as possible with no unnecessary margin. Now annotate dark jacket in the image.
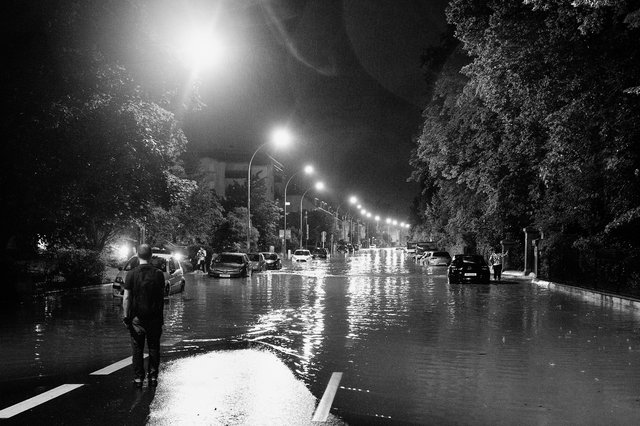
[123,264,165,323]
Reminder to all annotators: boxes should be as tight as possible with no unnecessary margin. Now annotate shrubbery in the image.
[55,248,105,288]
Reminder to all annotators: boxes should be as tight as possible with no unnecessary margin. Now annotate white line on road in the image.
[90,355,146,375]
[312,372,343,422]
[0,384,84,419]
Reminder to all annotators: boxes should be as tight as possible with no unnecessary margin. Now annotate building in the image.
[195,149,284,201]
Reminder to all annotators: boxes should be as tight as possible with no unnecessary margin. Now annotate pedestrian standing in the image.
[489,249,508,281]
[196,247,206,273]
[122,244,165,388]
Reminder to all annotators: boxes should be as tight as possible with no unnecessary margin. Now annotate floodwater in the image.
[1,248,639,424]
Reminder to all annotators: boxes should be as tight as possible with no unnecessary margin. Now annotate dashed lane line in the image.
[90,354,147,375]
[312,372,343,422]
[0,384,84,419]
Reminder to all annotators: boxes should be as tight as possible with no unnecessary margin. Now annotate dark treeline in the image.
[1,1,293,290]
[410,0,640,295]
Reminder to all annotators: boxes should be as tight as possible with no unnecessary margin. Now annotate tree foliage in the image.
[2,0,199,254]
[411,0,640,290]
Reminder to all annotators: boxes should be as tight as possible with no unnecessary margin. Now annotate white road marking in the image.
[312,372,343,422]
[90,355,146,375]
[0,384,84,419]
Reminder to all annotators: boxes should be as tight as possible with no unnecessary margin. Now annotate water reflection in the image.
[2,249,640,424]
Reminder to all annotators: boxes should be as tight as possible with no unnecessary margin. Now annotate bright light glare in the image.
[367,213,372,218]
[386,218,391,224]
[179,27,225,71]
[117,244,130,260]
[304,165,314,174]
[315,181,324,190]
[349,196,357,204]
[271,127,293,148]
[173,253,184,261]
[392,220,398,225]
[375,215,380,221]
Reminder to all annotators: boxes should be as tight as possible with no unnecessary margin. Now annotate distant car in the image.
[312,248,329,259]
[261,252,282,270]
[112,252,185,298]
[292,249,313,262]
[447,254,490,284]
[209,252,252,278]
[248,253,266,272]
[427,251,452,266]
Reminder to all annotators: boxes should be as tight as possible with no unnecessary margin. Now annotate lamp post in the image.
[347,196,357,245]
[247,127,292,252]
[283,165,313,257]
[299,182,324,249]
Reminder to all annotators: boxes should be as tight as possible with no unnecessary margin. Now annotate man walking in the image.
[122,244,165,388]
[489,249,508,281]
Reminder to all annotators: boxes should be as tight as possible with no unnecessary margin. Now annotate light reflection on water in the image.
[1,249,640,424]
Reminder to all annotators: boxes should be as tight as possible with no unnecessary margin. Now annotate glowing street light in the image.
[247,126,292,251]
[175,26,227,73]
[299,182,324,249]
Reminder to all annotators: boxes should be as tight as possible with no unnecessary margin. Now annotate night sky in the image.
[183,0,450,218]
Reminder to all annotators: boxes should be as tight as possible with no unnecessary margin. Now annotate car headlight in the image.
[115,276,124,284]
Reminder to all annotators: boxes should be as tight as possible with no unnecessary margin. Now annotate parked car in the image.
[292,249,313,262]
[209,252,252,278]
[426,251,452,266]
[261,252,282,270]
[417,251,433,265]
[447,254,490,284]
[248,253,266,272]
[112,252,185,298]
[312,248,329,259]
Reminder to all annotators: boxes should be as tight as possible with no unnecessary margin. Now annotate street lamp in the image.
[283,164,313,256]
[299,181,324,249]
[247,127,292,251]
[348,196,357,245]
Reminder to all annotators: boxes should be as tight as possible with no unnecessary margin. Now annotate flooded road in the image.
[1,248,640,424]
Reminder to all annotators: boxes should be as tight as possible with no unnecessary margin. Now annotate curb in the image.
[503,271,640,315]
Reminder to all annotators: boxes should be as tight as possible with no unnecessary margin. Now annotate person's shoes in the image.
[133,379,143,388]
[149,378,158,387]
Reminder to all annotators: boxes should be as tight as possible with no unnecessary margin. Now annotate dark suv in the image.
[312,248,329,259]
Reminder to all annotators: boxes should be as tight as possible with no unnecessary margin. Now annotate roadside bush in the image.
[55,248,105,287]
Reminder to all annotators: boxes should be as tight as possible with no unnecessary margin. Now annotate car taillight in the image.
[115,277,123,283]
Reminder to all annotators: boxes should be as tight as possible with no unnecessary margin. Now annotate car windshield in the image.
[295,250,309,255]
[263,253,278,260]
[216,254,244,264]
[124,257,139,271]
[248,254,260,261]
[432,252,450,257]
[150,256,167,271]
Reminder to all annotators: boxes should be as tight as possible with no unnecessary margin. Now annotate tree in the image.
[223,176,282,251]
[411,0,640,290]
[2,1,198,254]
[212,207,256,252]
